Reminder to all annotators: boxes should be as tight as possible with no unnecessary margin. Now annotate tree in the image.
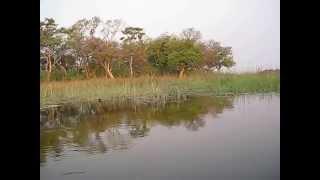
[167,39,202,78]
[66,17,101,79]
[93,19,124,79]
[120,27,146,77]
[147,35,202,78]
[201,40,235,71]
[87,38,120,79]
[40,18,66,81]
[146,34,171,74]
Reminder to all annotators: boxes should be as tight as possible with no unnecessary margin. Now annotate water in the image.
[40,94,280,180]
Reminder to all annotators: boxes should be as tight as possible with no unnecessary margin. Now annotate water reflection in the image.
[40,96,234,164]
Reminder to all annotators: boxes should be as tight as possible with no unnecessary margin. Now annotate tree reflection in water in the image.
[40,96,234,164]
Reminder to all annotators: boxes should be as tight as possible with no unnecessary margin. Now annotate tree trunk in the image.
[84,66,90,79]
[178,67,185,78]
[47,55,52,81]
[129,56,133,78]
[105,68,109,79]
[59,65,67,80]
[103,64,108,79]
[59,56,67,80]
[104,62,115,79]
[107,63,115,79]
[217,65,222,71]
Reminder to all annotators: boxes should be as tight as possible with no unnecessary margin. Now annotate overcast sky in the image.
[41,0,279,72]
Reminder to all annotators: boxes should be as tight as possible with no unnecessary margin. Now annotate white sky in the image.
[41,0,279,72]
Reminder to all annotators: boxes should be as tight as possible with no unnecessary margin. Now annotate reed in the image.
[40,72,280,108]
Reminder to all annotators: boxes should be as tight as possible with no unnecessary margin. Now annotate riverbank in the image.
[40,72,280,108]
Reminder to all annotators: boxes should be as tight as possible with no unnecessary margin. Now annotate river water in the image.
[40,94,280,180]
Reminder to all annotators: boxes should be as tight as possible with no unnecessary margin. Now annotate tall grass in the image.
[40,72,280,108]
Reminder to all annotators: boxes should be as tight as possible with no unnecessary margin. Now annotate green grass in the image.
[40,72,280,108]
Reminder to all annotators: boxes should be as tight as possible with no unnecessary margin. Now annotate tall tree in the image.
[40,18,65,81]
[167,38,202,78]
[147,35,202,78]
[88,38,120,79]
[94,19,124,79]
[120,27,146,77]
[66,17,101,78]
[146,34,171,74]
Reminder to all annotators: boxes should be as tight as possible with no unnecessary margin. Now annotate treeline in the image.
[40,17,235,81]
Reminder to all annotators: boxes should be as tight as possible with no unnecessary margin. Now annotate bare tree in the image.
[101,19,125,42]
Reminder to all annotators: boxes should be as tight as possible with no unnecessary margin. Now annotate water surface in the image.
[40,94,280,180]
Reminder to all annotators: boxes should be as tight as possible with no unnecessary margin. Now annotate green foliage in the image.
[166,44,202,71]
[40,18,62,48]
[147,36,202,74]
[146,35,171,73]
[120,27,145,43]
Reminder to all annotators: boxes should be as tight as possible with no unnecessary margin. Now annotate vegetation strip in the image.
[41,72,279,108]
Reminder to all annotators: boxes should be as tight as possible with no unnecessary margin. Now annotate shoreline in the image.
[40,92,280,110]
